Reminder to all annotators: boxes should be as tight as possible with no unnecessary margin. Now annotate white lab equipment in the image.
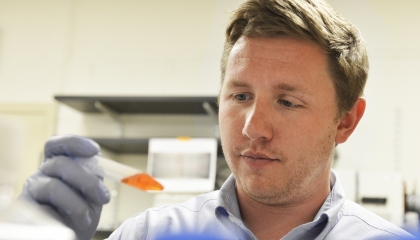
[336,169,405,227]
[358,171,405,227]
[147,138,218,193]
[0,115,76,240]
[0,199,76,240]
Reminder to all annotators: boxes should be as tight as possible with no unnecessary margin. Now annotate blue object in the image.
[20,135,110,240]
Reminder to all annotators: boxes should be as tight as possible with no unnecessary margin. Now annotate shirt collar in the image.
[215,174,255,238]
[283,170,347,239]
[215,174,242,220]
[214,170,347,239]
[312,169,346,238]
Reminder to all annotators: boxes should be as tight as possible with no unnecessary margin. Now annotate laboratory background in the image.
[1,0,420,238]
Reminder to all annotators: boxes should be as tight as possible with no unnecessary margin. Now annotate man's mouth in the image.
[241,151,279,161]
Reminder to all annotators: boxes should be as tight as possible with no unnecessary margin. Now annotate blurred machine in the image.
[147,138,218,207]
[0,115,75,240]
[358,171,405,226]
[335,169,419,233]
[0,199,76,240]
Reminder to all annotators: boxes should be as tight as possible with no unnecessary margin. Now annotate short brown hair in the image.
[220,0,368,118]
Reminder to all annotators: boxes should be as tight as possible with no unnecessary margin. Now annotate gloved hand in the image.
[19,135,111,240]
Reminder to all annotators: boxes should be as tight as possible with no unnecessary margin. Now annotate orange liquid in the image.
[122,173,164,191]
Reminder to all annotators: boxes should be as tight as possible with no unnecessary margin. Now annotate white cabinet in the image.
[54,96,230,233]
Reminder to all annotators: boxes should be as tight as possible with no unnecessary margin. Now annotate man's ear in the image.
[335,98,366,144]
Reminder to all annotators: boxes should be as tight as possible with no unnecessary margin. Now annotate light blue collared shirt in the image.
[108,171,413,239]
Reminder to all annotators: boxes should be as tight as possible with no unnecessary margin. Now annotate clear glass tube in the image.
[97,157,164,191]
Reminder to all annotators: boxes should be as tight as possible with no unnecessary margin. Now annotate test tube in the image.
[97,156,164,191]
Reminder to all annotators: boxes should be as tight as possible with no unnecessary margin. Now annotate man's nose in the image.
[242,101,274,142]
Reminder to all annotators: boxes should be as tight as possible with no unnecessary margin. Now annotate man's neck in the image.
[236,179,331,240]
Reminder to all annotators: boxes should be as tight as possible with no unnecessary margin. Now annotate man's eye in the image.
[234,94,249,101]
[279,99,294,108]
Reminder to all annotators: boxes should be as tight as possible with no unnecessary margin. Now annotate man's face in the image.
[219,36,340,205]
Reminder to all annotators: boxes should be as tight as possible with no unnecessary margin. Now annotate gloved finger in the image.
[45,135,100,159]
[25,173,93,230]
[40,156,110,205]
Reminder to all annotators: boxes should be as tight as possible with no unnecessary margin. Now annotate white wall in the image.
[1,0,420,219]
[328,0,420,194]
[0,0,235,100]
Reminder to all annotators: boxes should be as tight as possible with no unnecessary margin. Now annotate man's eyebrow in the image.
[227,80,250,88]
[227,81,305,93]
[275,83,300,92]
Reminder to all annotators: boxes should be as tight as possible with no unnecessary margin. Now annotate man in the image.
[21,0,414,239]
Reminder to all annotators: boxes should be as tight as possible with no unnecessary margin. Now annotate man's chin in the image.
[238,177,302,206]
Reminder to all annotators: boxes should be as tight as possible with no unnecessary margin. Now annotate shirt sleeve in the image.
[106,215,144,240]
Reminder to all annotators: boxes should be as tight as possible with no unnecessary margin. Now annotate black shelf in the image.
[92,138,149,154]
[54,95,221,155]
[54,96,218,114]
[92,137,223,155]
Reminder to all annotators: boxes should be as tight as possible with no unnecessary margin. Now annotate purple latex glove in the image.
[20,135,110,240]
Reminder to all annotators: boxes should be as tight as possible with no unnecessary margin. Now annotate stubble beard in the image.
[226,142,334,206]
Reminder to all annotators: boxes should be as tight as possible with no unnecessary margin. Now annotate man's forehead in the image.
[230,36,321,61]
[227,80,300,91]
[223,36,333,100]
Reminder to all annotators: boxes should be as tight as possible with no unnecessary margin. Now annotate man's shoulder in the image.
[326,199,413,239]
[144,190,219,215]
[131,190,221,227]
[340,200,404,230]
[108,191,223,240]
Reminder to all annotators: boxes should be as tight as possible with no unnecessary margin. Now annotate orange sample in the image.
[122,173,164,191]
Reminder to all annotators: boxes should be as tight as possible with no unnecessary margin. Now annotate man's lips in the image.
[241,151,279,161]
